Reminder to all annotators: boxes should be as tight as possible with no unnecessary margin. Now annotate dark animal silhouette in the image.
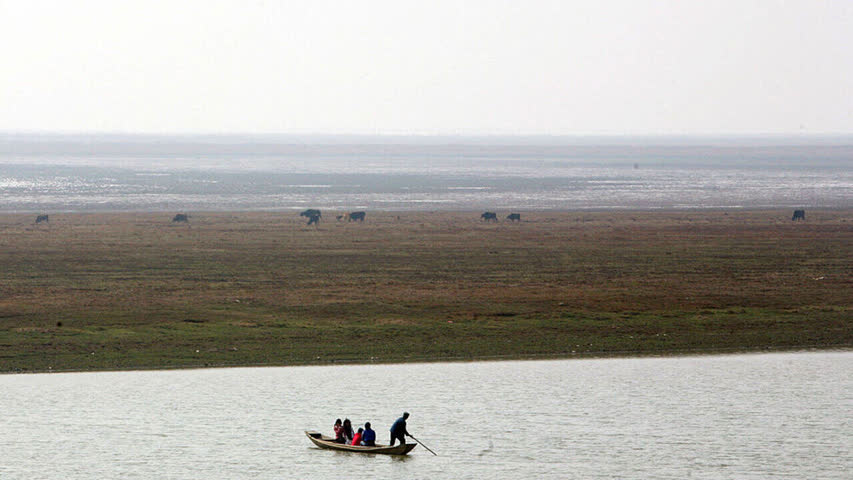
[336,215,344,221]
[348,211,366,222]
[507,213,521,222]
[172,214,189,223]
[792,209,805,221]
[35,215,49,224]
[481,212,498,222]
[300,209,321,218]
[300,209,322,225]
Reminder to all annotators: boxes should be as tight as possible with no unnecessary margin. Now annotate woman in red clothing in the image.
[351,427,364,446]
[333,418,345,443]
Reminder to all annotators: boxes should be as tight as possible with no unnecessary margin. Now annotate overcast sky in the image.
[1,0,851,135]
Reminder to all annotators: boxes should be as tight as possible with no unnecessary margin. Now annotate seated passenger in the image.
[342,418,354,444]
[333,418,345,444]
[361,422,376,446]
[351,427,364,446]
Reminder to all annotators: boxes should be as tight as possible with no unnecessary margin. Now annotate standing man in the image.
[389,412,410,446]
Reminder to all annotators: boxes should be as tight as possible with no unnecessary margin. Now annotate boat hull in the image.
[305,431,417,455]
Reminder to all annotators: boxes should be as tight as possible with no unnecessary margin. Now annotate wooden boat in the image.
[305,431,417,455]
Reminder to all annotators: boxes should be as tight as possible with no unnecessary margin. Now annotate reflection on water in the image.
[1,352,850,479]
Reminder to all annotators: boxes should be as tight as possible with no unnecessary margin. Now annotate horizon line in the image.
[3,130,853,146]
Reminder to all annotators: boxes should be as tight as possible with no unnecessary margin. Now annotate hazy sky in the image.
[1,0,851,135]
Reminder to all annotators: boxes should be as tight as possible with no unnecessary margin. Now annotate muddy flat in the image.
[1,209,850,372]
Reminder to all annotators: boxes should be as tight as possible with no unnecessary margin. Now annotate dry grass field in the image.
[1,210,851,372]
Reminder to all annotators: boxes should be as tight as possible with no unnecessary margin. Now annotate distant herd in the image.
[480,212,521,222]
[306,209,509,225]
[30,209,811,225]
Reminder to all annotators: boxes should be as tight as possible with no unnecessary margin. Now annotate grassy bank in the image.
[1,210,851,373]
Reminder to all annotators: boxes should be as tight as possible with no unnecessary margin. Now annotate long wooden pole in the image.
[409,435,437,456]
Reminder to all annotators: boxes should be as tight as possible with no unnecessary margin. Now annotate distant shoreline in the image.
[7,344,852,376]
[4,206,851,214]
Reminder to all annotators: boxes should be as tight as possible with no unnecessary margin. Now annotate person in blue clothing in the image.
[389,412,410,446]
[361,422,376,446]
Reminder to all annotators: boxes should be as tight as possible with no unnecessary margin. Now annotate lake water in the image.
[1,135,852,212]
[1,351,850,479]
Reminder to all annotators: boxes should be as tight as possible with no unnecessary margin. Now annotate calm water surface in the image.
[2,138,851,211]
[1,352,850,479]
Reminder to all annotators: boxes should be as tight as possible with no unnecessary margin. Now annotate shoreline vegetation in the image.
[1,210,851,374]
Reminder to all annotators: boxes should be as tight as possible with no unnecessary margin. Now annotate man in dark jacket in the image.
[362,422,376,446]
[389,412,410,446]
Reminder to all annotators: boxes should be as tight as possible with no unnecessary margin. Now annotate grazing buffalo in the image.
[172,214,189,223]
[481,212,498,222]
[507,213,521,222]
[792,209,805,221]
[348,211,366,222]
[300,209,322,226]
[35,214,49,224]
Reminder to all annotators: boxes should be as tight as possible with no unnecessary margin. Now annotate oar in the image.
[409,434,437,456]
